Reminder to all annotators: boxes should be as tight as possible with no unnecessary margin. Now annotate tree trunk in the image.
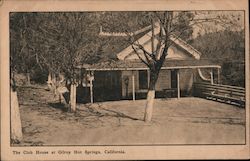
[144,70,159,122]
[51,73,58,100]
[70,84,76,112]
[144,90,155,122]
[26,72,31,85]
[47,72,53,91]
[11,88,23,143]
[51,73,57,89]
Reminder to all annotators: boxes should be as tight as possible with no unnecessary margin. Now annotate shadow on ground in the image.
[15,85,246,146]
[48,102,68,112]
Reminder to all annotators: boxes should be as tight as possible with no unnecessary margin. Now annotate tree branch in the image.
[131,44,150,67]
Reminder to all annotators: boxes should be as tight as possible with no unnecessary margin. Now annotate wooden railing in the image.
[193,82,245,107]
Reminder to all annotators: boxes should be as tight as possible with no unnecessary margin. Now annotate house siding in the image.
[166,44,193,60]
[121,68,194,98]
[125,43,194,61]
[155,69,171,91]
[121,69,172,98]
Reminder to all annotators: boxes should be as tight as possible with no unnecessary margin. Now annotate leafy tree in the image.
[10,13,42,85]
[191,29,245,87]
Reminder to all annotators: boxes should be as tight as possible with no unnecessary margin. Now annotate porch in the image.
[75,60,221,103]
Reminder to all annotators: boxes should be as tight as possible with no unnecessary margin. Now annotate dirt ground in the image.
[14,85,246,146]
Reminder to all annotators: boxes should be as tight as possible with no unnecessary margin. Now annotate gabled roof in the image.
[116,22,201,60]
[169,34,202,60]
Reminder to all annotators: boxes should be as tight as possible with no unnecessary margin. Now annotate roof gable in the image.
[116,23,201,60]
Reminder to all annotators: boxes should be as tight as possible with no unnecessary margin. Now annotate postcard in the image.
[1,0,249,160]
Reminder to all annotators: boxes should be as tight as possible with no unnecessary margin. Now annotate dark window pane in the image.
[139,70,148,89]
[171,70,177,88]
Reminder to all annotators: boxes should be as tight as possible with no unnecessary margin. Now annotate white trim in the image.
[116,22,201,60]
[210,69,214,85]
[170,34,201,60]
[177,70,180,99]
[198,68,211,81]
[84,65,221,71]
[132,71,135,101]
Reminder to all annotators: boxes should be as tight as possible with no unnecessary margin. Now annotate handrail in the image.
[195,82,245,90]
[193,82,245,107]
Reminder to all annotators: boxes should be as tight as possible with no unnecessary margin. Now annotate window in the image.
[139,70,148,89]
[171,70,177,89]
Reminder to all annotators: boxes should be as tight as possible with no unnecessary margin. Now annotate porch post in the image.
[177,69,180,99]
[132,71,135,101]
[147,69,150,88]
[90,71,94,103]
[210,68,214,85]
[217,68,220,84]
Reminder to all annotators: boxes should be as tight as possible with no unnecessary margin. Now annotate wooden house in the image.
[76,23,221,103]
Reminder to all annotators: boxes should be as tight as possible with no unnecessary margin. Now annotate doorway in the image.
[93,71,122,102]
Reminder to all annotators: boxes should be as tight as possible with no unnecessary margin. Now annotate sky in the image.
[191,11,244,38]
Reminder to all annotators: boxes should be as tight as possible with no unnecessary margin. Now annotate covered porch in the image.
[75,60,221,103]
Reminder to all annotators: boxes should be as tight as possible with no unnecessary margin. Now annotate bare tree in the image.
[128,12,174,122]
[127,11,242,122]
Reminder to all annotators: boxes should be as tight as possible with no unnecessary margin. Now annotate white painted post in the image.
[90,71,94,104]
[90,81,93,103]
[177,70,180,99]
[210,69,214,85]
[132,71,135,101]
[217,68,220,84]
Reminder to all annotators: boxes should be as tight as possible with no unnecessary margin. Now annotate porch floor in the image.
[17,85,245,146]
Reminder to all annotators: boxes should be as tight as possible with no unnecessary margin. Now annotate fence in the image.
[193,82,245,107]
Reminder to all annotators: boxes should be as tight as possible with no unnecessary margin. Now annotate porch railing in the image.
[193,82,245,107]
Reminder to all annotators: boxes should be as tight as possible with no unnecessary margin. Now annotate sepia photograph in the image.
[1,0,249,160]
[10,10,246,146]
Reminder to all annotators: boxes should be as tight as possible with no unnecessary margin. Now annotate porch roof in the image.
[76,59,221,71]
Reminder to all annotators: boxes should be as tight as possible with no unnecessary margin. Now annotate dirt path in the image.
[15,85,245,146]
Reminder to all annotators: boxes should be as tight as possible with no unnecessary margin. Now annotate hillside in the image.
[190,30,245,87]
